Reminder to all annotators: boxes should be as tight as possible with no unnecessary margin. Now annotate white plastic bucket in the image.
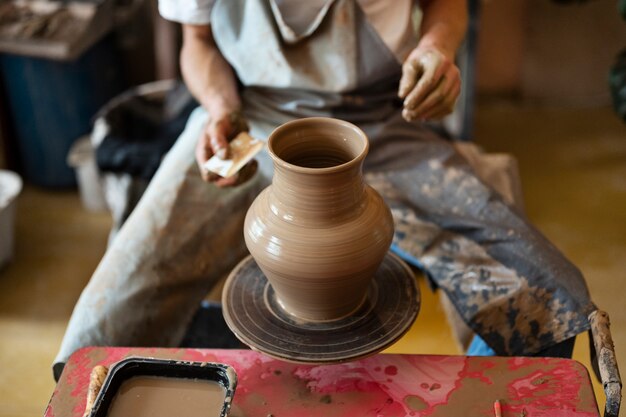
[67,137,108,212]
[0,170,22,268]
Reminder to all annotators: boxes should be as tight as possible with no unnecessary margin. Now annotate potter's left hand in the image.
[398,46,461,122]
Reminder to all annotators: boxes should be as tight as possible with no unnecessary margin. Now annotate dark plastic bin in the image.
[0,35,125,187]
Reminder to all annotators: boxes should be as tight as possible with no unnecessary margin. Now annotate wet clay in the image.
[106,376,226,417]
[244,117,394,321]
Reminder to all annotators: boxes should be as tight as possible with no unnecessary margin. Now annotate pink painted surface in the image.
[45,348,599,417]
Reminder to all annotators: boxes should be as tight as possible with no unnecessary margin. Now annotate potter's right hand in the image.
[398,46,461,122]
[195,109,251,187]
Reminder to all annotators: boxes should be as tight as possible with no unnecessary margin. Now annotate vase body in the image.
[244,117,394,321]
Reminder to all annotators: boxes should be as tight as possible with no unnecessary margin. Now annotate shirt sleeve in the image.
[158,0,215,25]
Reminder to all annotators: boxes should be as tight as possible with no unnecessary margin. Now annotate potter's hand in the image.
[196,109,255,187]
[398,46,461,122]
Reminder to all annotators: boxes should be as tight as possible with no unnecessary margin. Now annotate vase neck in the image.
[270,163,366,223]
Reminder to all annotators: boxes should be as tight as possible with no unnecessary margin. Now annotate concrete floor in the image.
[0,102,624,416]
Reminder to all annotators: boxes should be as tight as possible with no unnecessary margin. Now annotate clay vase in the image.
[244,117,394,322]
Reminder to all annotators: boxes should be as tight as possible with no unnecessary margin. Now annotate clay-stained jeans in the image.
[54,108,268,379]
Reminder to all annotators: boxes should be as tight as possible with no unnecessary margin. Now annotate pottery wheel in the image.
[222,252,420,364]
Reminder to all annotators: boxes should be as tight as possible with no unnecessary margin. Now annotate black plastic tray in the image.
[88,357,237,417]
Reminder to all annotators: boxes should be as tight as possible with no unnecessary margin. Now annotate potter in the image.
[244,117,394,322]
[56,0,599,375]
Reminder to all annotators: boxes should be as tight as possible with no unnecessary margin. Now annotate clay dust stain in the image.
[404,395,428,411]
[320,394,332,404]
[384,366,398,376]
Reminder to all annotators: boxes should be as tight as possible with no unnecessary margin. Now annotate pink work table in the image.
[45,347,599,417]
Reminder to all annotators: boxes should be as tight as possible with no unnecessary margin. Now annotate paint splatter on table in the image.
[45,348,599,417]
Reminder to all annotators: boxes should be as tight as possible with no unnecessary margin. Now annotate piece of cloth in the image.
[55,0,595,377]
[54,107,268,380]
[158,0,417,62]
[95,82,197,181]
[91,81,197,244]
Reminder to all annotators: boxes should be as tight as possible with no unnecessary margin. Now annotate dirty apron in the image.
[55,0,594,377]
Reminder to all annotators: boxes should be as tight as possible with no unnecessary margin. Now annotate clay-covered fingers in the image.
[196,118,230,182]
[403,68,461,121]
[402,51,447,109]
[207,111,249,161]
[207,117,230,159]
[196,110,253,186]
[399,50,443,101]
[399,47,462,122]
[398,58,422,99]
[196,126,216,182]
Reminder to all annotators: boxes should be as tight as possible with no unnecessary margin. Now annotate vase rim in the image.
[268,117,369,174]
